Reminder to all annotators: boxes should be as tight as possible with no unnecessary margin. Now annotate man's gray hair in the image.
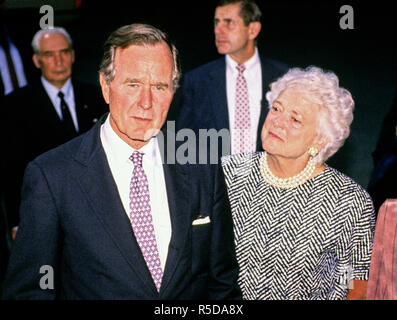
[99,23,181,91]
[31,27,73,55]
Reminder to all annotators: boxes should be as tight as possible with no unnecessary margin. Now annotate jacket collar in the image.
[73,114,192,297]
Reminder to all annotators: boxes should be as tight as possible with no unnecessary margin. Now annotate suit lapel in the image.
[72,80,84,132]
[75,118,158,296]
[73,80,91,133]
[158,136,191,296]
[208,58,229,131]
[35,80,77,140]
[35,81,65,130]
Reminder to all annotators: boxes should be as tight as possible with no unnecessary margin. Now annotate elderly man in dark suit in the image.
[1,27,106,237]
[173,0,287,158]
[2,23,240,300]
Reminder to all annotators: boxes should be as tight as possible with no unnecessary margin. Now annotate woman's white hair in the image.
[266,66,354,165]
[31,27,73,54]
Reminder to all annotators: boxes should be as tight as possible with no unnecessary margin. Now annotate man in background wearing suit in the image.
[174,0,287,157]
[1,27,107,239]
[0,0,29,98]
[3,23,240,299]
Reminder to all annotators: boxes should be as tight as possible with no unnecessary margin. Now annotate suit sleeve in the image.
[2,161,60,300]
[208,163,242,299]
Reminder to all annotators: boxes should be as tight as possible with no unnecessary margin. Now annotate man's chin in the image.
[216,45,229,55]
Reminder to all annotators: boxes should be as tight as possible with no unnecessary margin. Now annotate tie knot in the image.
[236,64,246,74]
[130,151,144,167]
[58,91,65,99]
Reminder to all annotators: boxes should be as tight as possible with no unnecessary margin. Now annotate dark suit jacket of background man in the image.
[1,78,107,230]
[172,56,288,153]
[2,115,241,299]
[0,21,35,99]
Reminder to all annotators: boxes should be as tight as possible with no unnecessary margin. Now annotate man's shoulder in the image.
[4,82,38,100]
[185,57,225,79]
[33,133,84,167]
[71,79,107,116]
[72,79,99,88]
[2,82,43,116]
[33,121,100,169]
[259,55,289,76]
[72,79,102,95]
[260,55,288,69]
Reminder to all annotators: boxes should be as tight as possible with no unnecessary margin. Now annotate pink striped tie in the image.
[129,151,163,292]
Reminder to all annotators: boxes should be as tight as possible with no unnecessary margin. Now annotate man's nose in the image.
[54,52,63,66]
[214,22,224,35]
[138,86,152,110]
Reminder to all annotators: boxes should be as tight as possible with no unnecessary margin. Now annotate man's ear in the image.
[32,54,40,69]
[248,21,261,41]
[99,72,110,105]
[71,49,75,64]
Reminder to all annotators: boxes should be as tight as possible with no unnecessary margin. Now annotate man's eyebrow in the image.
[122,78,169,88]
[152,82,169,88]
[123,78,143,84]
[41,47,71,54]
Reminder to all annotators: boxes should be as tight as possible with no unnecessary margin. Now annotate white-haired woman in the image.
[222,66,375,300]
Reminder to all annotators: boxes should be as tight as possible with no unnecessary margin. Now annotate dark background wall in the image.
[4,0,397,188]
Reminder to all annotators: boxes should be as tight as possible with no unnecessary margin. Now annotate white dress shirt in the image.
[226,47,262,154]
[41,76,79,131]
[0,41,27,95]
[100,115,172,270]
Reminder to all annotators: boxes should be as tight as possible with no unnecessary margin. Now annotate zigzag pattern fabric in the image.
[221,152,375,300]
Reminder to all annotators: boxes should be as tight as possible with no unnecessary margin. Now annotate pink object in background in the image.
[367,199,397,299]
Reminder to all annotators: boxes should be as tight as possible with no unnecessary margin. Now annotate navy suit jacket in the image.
[1,79,107,229]
[2,115,241,299]
[172,55,288,153]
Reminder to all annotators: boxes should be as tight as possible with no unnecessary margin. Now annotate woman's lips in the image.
[269,132,283,141]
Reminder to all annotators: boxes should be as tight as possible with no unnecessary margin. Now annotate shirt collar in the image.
[101,114,160,167]
[226,47,260,74]
[41,76,72,101]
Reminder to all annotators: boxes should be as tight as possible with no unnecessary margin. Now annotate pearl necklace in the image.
[260,152,316,189]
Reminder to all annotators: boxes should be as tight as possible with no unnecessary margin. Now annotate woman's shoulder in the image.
[221,152,262,187]
[322,166,373,208]
[221,152,261,174]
